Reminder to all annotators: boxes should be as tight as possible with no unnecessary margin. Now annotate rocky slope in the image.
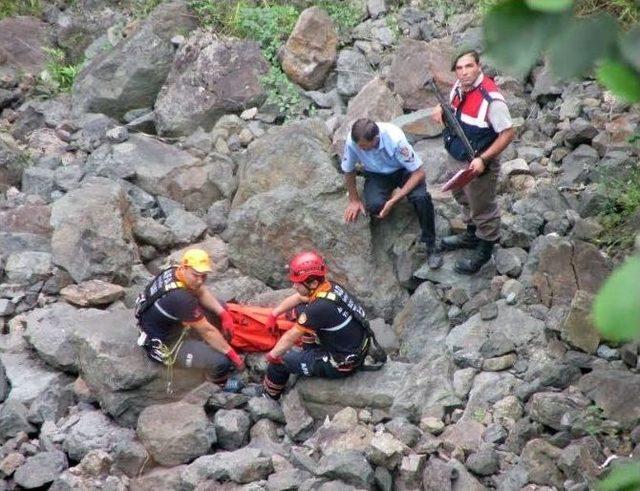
[0,0,639,489]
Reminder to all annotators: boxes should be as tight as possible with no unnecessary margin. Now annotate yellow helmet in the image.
[180,248,213,273]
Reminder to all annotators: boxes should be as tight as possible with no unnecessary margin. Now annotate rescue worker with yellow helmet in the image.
[135,248,244,385]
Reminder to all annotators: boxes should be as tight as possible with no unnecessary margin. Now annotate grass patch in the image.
[596,155,640,252]
[40,47,81,93]
[130,0,164,19]
[0,0,43,19]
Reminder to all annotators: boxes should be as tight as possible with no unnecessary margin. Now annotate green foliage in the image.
[0,0,42,19]
[597,163,640,251]
[571,405,619,437]
[593,256,640,342]
[261,65,303,119]
[597,463,640,491]
[130,0,164,19]
[482,0,640,102]
[315,0,362,38]
[187,0,244,35]
[233,4,299,62]
[40,47,81,93]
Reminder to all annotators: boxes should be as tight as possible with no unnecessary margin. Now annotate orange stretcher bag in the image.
[224,303,296,352]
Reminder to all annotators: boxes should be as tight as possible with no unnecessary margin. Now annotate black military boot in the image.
[440,224,479,251]
[455,238,495,274]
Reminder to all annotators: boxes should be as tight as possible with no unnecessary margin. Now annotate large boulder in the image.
[180,448,273,487]
[392,282,450,363]
[280,7,338,90]
[0,16,52,75]
[578,369,640,429]
[336,49,375,97]
[137,401,216,466]
[0,352,72,405]
[225,185,406,320]
[86,134,233,210]
[332,77,404,155]
[69,305,204,427]
[13,451,68,489]
[50,178,139,285]
[232,119,338,206]
[524,236,610,308]
[155,32,269,136]
[387,37,456,111]
[71,1,198,119]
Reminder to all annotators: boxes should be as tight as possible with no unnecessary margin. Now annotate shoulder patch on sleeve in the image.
[298,312,307,325]
[398,145,414,162]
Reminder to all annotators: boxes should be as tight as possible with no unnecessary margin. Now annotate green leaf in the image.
[593,256,640,342]
[525,0,572,12]
[596,463,640,491]
[619,24,640,72]
[484,0,568,75]
[548,13,619,79]
[596,59,640,103]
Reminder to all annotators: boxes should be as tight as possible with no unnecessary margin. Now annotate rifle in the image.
[429,80,476,162]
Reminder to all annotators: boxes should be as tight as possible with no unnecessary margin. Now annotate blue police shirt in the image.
[341,122,422,175]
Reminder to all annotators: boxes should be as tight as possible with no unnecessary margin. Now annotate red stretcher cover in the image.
[225,303,296,352]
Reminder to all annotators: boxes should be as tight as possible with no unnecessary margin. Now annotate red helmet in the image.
[288,251,327,283]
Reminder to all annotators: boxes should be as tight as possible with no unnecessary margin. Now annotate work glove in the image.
[220,309,234,332]
[265,352,284,365]
[225,348,245,371]
[265,312,279,335]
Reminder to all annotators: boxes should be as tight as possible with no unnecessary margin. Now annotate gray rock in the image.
[4,251,52,284]
[131,465,186,490]
[520,438,564,488]
[214,409,251,451]
[465,447,499,476]
[480,302,499,321]
[247,396,286,424]
[368,0,388,18]
[560,144,599,186]
[366,431,408,470]
[111,439,149,478]
[385,417,421,447]
[62,410,136,461]
[50,178,138,285]
[578,369,640,429]
[13,451,68,489]
[267,468,314,491]
[22,167,55,201]
[529,391,590,431]
[369,318,400,354]
[54,164,83,192]
[72,1,198,119]
[394,282,449,362]
[0,16,51,75]
[422,457,456,491]
[561,290,600,354]
[181,447,273,487]
[206,199,231,234]
[0,299,15,317]
[564,118,598,147]
[155,32,268,136]
[105,126,129,144]
[137,401,215,466]
[164,208,207,245]
[0,400,35,439]
[500,212,544,249]
[336,49,375,97]
[493,247,526,278]
[318,450,374,488]
[0,352,71,405]
[483,353,517,371]
[283,389,315,442]
[27,382,75,424]
[24,302,86,372]
[453,368,476,399]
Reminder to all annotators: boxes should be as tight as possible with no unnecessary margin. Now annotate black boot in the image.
[440,224,479,251]
[455,239,495,274]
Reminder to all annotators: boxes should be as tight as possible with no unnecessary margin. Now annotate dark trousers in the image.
[264,345,356,399]
[146,338,232,384]
[363,169,436,247]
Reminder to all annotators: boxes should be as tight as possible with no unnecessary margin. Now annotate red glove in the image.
[220,310,234,332]
[266,352,283,365]
[265,313,278,335]
[226,348,245,371]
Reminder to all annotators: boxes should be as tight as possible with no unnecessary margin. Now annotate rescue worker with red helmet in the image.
[135,248,244,386]
[262,251,373,399]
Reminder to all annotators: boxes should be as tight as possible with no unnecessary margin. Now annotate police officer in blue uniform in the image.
[342,118,442,269]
